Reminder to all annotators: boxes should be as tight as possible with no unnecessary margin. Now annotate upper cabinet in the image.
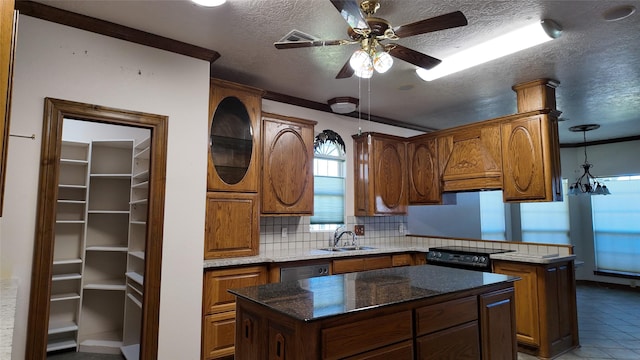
[407,133,441,204]
[207,78,264,193]
[353,132,408,215]
[1,0,17,216]
[437,122,503,192]
[261,112,316,215]
[502,113,562,202]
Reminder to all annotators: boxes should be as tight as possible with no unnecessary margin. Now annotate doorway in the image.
[26,98,168,360]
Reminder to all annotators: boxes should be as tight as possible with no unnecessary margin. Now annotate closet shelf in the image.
[121,343,141,360]
[53,258,82,265]
[52,273,82,281]
[85,245,128,252]
[48,321,79,334]
[129,251,145,260]
[51,292,81,302]
[126,293,142,308]
[84,281,126,291]
[47,338,77,352]
[126,272,144,286]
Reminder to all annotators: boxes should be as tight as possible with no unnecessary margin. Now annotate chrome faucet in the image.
[332,226,357,248]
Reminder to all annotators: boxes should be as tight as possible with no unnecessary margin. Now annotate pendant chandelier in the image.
[568,124,611,196]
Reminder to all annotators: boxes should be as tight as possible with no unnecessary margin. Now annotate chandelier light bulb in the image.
[373,51,393,73]
[350,49,374,78]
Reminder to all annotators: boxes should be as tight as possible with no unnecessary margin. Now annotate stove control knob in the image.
[479,256,487,263]
[472,256,479,262]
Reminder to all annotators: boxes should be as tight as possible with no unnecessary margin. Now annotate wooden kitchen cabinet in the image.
[1,0,17,216]
[353,132,408,216]
[407,133,441,204]
[479,287,517,360]
[501,113,562,202]
[492,259,579,359]
[204,192,259,259]
[437,121,503,192]
[202,266,267,359]
[332,255,393,274]
[207,78,263,192]
[261,112,316,215]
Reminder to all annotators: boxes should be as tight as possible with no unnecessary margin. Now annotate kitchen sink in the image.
[317,246,376,252]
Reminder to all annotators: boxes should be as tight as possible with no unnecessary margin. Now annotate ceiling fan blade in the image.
[335,58,354,79]
[394,11,468,38]
[274,40,344,49]
[389,44,442,70]
[329,0,370,31]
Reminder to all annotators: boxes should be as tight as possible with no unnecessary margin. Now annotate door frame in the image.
[26,97,168,359]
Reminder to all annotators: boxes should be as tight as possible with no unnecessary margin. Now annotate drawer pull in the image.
[275,333,285,359]
[243,319,252,342]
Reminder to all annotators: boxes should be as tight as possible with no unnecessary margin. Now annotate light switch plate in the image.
[281,227,288,238]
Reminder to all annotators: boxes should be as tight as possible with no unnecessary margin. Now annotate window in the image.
[310,139,345,231]
[520,179,570,244]
[592,176,640,274]
[479,190,506,240]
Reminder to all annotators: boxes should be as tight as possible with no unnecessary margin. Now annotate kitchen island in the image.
[229,265,519,359]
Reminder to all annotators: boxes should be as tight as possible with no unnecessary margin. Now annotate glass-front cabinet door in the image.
[207,79,263,192]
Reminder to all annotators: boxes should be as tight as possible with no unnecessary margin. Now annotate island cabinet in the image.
[205,79,263,259]
[406,133,442,204]
[202,265,267,360]
[231,265,517,360]
[501,113,562,202]
[437,121,503,192]
[353,132,408,216]
[261,112,316,215]
[492,259,578,359]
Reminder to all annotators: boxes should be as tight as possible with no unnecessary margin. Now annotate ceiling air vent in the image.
[278,29,318,43]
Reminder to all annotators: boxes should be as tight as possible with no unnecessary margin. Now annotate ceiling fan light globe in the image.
[373,51,393,73]
[350,50,374,78]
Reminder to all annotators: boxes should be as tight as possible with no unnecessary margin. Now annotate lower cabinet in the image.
[332,255,392,274]
[479,287,517,360]
[332,253,416,275]
[202,266,267,359]
[492,259,579,358]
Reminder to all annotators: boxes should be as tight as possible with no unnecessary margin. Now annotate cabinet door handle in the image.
[243,319,253,342]
[274,333,285,360]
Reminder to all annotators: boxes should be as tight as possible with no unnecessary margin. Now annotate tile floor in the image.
[518,283,640,360]
[46,283,640,360]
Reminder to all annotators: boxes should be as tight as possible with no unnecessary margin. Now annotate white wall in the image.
[1,16,209,359]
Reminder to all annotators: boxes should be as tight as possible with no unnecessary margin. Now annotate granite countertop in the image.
[229,265,517,322]
[204,244,576,269]
[203,245,421,269]
[1,278,18,359]
[490,252,576,264]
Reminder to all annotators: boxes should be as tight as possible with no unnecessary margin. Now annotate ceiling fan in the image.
[274,0,468,79]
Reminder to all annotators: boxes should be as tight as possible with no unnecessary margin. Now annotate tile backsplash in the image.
[259,215,572,256]
[259,215,408,252]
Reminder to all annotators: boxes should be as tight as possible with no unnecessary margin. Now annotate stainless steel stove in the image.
[426,246,514,272]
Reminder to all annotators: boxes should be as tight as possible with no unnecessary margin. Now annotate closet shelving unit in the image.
[48,141,90,352]
[49,136,149,356]
[121,136,150,359]
[78,140,133,354]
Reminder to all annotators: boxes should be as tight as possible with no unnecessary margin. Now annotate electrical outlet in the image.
[399,223,405,234]
[281,227,288,239]
[354,225,365,236]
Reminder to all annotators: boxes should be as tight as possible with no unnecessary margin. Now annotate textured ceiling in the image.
[29,0,640,144]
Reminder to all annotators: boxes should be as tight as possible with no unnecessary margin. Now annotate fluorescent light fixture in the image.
[191,0,226,7]
[417,19,562,81]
